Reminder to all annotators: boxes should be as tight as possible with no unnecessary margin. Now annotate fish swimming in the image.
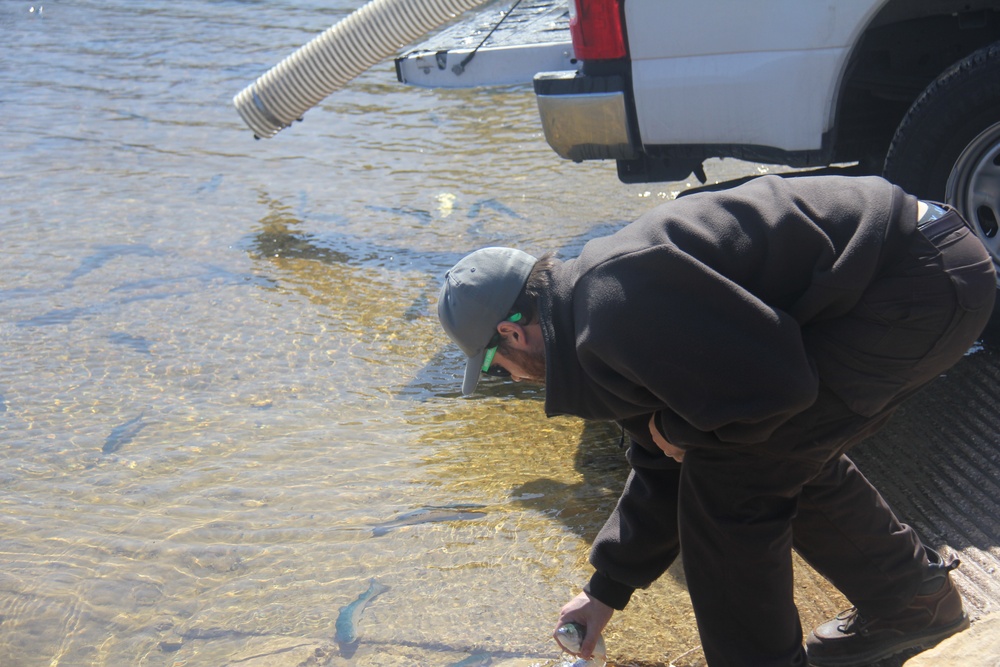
[371,505,486,537]
[196,174,223,193]
[102,412,146,454]
[335,578,389,656]
[467,198,525,220]
[17,306,93,328]
[64,244,160,287]
[446,652,492,667]
[108,332,152,355]
[555,622,607,667]
[365,204,432,225]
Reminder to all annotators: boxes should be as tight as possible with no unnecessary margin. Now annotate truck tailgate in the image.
[395,0,573,88]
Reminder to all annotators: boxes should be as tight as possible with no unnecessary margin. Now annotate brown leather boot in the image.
[805,558,969,666]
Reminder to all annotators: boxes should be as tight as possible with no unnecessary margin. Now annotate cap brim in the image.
[462,348,487,396]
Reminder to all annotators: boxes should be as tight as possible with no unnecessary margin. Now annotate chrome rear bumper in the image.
[533,71,637,162]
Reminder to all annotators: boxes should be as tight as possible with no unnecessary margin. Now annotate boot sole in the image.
[806,613,970,667]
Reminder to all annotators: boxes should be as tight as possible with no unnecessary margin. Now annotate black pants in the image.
[677,210,996,666]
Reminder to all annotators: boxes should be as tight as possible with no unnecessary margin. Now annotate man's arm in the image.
[585,427,683,609]
[557,430,682,658]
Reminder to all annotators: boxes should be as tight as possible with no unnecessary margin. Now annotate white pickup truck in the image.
[397,0,1000,285]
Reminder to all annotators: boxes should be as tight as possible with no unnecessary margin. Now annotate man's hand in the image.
[555,591,613,659]
[649,414,685,463]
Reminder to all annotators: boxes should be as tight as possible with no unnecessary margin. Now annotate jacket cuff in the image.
[584,571,635,611]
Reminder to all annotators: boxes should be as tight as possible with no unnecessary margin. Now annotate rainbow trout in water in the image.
[555,622,607,667]
[370,504,486,537]
[335,578,389,655]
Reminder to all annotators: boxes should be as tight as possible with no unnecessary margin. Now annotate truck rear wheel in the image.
[883,41,1000,288]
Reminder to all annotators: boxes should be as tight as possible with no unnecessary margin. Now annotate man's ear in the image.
[497,320,526,347]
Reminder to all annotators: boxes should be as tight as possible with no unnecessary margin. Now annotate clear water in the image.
[0,2,826,665]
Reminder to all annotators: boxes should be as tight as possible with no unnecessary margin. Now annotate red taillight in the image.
[569,0,626,60]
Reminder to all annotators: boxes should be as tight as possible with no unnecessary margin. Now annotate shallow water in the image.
[11,2,992,666]
[0,2,720,665]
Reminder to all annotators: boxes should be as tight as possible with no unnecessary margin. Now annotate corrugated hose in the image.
[233,0,491,139]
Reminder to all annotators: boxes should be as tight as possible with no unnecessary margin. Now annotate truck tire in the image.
[883,40,1000,288]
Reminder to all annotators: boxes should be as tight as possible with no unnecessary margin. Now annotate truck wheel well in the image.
[832,2,1000,172]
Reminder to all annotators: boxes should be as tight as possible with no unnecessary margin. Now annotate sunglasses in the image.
[481,312,522,376]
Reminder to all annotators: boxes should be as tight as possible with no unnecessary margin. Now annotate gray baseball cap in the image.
[438,247,538,395]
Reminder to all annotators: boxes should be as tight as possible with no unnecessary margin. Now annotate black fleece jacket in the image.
[537,175,918,608]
